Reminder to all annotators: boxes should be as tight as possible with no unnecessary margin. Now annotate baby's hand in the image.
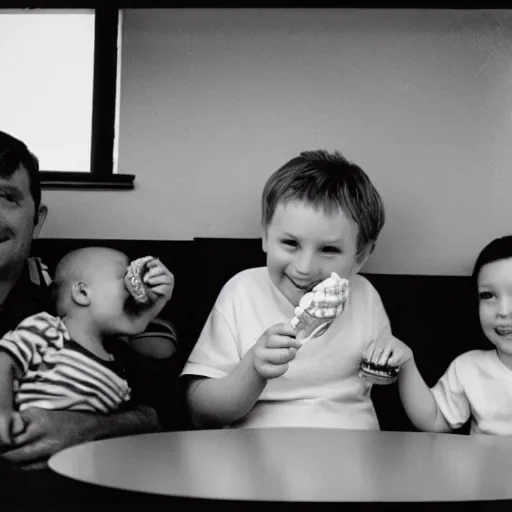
[0,409,24,447]
[363,335,413,368]
[252,323,301,380]
[140,257,175,303]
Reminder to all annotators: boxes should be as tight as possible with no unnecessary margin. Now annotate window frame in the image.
[37,8,134,190]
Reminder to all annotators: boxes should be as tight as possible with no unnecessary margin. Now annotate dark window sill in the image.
[40,172,135,190]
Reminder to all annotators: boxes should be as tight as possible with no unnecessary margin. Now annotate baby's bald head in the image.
[53,247,129,315]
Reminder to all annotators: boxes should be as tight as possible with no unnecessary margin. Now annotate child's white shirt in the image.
[431,349,512,435]
[181,267,392,430]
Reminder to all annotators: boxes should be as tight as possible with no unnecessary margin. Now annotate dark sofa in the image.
[32,237,488,434]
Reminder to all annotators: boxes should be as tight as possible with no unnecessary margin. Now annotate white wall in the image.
[41,9,512,276]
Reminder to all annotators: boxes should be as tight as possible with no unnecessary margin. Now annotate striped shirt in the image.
[0,312,131,413]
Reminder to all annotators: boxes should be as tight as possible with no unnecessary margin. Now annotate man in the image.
[0,130,177,472]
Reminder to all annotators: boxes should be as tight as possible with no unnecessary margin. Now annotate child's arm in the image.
[398,359,451,432]
[364,336,451,432]
[185,352,266,429]
[123,257,174,335]
[185,323,300,428]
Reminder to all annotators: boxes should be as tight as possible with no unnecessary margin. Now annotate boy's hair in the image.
[472,235,512,281]
[261,150,385,258]
[0,130,42,218]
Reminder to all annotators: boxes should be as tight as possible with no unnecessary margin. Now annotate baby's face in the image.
[262,199,363,307]
[478,257,512,356]
[89,252,132,332]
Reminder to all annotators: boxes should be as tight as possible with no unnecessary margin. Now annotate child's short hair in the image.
[472,235,512,281]
[261,150,385,257]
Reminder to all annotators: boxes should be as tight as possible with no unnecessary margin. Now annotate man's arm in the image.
[1,404,159,470]
[0,352,20,446]
[1,319,179,470]
[2,315,181,470]
[0,352,17,411]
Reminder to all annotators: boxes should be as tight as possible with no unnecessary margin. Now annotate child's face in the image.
[88,252,132,333]
[262,199,366,307]
[478,257,512,354]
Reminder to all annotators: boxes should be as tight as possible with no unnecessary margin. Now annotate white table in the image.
[49,428,512,505]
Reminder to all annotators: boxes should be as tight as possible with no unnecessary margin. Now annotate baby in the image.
[0,246,174,446]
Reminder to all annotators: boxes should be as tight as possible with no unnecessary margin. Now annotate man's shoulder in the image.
[0,258,54,337]
[27,257,52,287]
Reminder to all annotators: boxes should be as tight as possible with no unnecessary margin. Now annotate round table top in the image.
[49,428,512,503]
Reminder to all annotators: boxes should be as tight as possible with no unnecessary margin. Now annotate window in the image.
[0,8,133,190]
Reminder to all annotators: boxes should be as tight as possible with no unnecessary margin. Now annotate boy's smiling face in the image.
[262,199,368,307]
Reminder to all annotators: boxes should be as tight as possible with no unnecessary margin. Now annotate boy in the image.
[181,149,393,429]
[0,246,174,445]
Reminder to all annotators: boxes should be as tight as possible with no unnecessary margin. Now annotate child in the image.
[364,235,512,436]
[181,149,394,429]
[0,246,174,446]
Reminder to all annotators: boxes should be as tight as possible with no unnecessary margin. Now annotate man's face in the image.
[0,166,44,275]
[262,199,366,307]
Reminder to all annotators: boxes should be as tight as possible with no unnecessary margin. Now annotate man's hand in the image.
[1,409,96,470]
[0,409,24,447]
[142,257,174,304]
[1,405,159,470]
[251,323,301,380]
[363,335,413,369]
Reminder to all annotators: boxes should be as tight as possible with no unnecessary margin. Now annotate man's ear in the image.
[352,243,374,275]
[71,281,91,306]
[33,204,48,238]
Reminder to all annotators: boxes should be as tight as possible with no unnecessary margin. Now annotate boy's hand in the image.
[363,335,413,368]
[141,257,175,303]
[251,323,301,380]
[0,409,24,447]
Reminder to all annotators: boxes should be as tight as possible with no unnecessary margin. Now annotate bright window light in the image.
[0,10,95,172]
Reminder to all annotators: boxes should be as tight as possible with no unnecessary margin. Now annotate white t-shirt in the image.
[181,267,392,430]
[431,350,512,435]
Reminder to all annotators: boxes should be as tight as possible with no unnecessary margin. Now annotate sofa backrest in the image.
[32,237,488,432]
